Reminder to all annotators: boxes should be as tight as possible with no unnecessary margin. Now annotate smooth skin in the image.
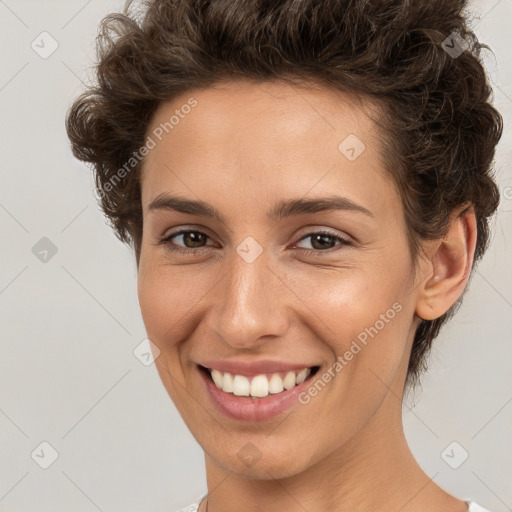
[136,79,476,512]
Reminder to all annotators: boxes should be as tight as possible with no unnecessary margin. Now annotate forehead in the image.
[144,78,380,155]
[140,79,395,214]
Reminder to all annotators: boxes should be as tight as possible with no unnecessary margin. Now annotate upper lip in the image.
[199,359,317,377]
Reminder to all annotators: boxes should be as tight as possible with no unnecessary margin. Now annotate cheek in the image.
[302,262,412,382]
[293,273,411,442]
[138,269,171,342]
[137,260,198,344]
[137,263,200,418]
[302,264,406,332]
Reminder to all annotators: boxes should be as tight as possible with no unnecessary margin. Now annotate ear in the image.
[415,205,478,321]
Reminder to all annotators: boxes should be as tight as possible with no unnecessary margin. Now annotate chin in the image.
[204,435,317,480]
[221,452,310,480]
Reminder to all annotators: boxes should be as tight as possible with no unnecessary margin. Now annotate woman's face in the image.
[137,79,424,478]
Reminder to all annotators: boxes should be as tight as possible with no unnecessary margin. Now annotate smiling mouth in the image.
[199,365,320,399]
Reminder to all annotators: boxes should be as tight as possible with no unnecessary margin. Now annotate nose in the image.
[208,246,290,350]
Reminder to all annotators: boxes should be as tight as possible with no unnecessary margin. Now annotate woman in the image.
[65,0,503,510]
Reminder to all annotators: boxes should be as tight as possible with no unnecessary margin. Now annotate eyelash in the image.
[158,229,352,256]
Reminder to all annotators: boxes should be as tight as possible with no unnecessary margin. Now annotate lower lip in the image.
[199,367,315,422]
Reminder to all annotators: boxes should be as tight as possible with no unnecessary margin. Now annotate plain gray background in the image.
[0,0,511,511]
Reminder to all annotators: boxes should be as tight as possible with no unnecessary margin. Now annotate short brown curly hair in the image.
[65,0,503,387]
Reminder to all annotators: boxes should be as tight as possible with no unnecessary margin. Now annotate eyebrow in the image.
[147,193,374,222]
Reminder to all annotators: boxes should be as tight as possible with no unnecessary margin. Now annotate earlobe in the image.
[415,206,477,321]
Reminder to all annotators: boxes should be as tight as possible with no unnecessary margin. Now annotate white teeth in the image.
[211,369,223,388]
[250,375,269,397]
[296,368,309,384]
[208,367,312,398]
[223,372,234,393]
[269,373,284,394]
[283,371,296,390]
[232,375,250,396]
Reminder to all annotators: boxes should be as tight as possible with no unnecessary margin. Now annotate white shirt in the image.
[467,503,494,512]
[176,498,493,511]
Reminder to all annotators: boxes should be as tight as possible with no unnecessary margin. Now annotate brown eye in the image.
[159,229,213,253]
[294,230,351,254]
[177,231,208,248]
